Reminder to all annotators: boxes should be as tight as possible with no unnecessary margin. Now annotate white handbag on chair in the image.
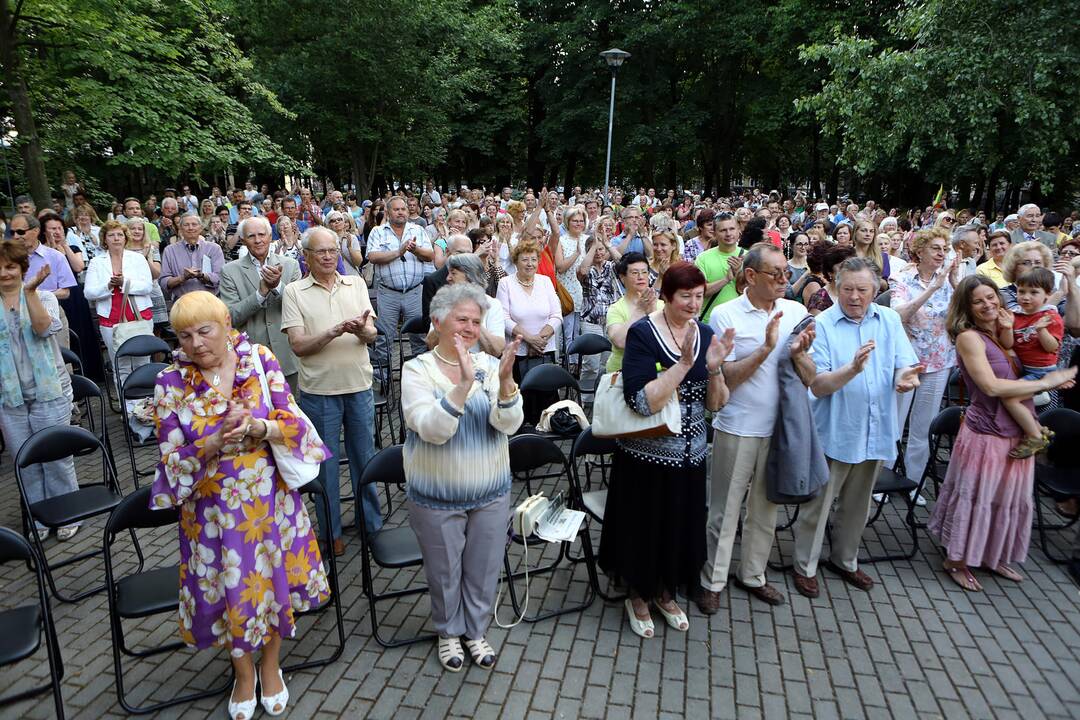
[590,370,681,439]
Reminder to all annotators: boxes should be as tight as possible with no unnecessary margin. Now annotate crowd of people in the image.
[4,174,1080,715]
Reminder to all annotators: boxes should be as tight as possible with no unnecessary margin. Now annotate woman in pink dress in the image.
[929,276,1076,592]
[150,291,330,720]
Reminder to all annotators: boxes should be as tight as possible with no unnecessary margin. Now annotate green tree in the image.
[1,0,288,206]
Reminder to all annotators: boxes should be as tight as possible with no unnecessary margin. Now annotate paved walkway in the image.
[1,387,1079,719]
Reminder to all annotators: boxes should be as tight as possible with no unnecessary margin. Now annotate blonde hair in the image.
[564,205,587,229]
[510,237,542,264]
[170,291,231,332]
[909,227,949,262]
[853,218,882,270]
[1002,240,1053,283]
[99,219,131,245]
[505,200,526,222]
[650,230,680,267]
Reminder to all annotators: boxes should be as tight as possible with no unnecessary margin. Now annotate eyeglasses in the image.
[308,248,339,257]
[9,228,29,236]
[1017,259,1040,267]
[716,212,734,220]
[1059,249,1079,258]
[755,267,792,282]
[941,217,956,225]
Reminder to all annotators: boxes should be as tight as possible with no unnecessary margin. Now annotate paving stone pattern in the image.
[1,384,1079,719]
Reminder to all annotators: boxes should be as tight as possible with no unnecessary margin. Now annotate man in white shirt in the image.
[697,243,817,613]
[366,196,434,372]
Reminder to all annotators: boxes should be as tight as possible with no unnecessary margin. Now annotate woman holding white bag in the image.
[83,219,155,387]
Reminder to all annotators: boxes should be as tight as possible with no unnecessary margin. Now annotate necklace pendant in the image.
[212,373,220,385]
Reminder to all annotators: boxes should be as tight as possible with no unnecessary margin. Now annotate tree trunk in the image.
[982,166,1000,215]
[0,4,49,210]
[810,128,821,200]
[564,154,578,195]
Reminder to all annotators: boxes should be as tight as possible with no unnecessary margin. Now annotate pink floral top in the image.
[888,265,956,373]
[150,333,331,654]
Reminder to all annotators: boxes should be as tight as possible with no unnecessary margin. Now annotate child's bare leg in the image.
[1002,395,1042,438]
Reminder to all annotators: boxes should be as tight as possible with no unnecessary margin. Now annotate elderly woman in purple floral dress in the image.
[150,291,330,720]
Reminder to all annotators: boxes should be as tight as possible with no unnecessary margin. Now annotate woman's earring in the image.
[226,339,234,352]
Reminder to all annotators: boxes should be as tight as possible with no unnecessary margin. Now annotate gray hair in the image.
[951,223,980,248]
[301,225,336,251]
[429,282,489,324]
[11,213,39,230]
[742,242,784,274]
[239,216,272,239]
[834,257,881,286]
[161,197,179,211]
[446,253,487,287]
[1018,203,1042,218]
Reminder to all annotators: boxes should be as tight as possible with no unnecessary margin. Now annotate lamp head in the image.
[600,48,631,69]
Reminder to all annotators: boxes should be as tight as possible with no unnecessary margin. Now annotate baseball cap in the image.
[1004,213,1018,224]
[814,202,829,212]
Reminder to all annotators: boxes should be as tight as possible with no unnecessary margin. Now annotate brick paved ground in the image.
[1,381,1080,719]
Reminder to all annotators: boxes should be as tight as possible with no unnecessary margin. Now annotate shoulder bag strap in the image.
[250,343,273,408]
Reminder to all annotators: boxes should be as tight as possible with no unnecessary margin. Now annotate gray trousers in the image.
[408,493,511,639]
[0,396,80,530]
[373,285,426,368]
[701,432,778,591]
[793,458,883,577]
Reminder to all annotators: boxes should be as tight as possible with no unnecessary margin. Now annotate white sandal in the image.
[624,598,654,638]
[259,666,289,716]
[438,636,465,672]
[654,600,689,631]
[228,676,257,720]
[463,637,496,668]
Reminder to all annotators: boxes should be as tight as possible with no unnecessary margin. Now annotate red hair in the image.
[659,261,706,302]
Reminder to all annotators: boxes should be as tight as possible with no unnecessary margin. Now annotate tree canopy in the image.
[2,0,1077,209]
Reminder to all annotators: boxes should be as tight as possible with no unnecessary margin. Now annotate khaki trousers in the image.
[700,432,778,592]
[793,458,883,577]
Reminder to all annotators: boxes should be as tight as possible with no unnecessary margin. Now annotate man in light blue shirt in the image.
[790,258,921,599]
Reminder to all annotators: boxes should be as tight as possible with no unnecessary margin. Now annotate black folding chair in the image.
[105,334,170,414]
[103,487,230,714]
[371,326,398,448]
[355,445,435,647]
[566,428,623,601]
[924,406,964,496]
[396,315,429,384]
[60,347,82,376]
[502,434,597,622]
[861,441,927,563]
[14,425,140,603]
[0,526,65,719]
[564,333,611,401]
[520,363,581,432]
[70,374,119,480]
[118,362,168,488]
[282,480,347,673]
[1033,408,1080,563]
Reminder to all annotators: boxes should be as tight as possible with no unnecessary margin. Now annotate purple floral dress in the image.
[149,332,331,655]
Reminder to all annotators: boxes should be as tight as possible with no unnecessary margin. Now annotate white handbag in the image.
[111,280,155,351]
[590,370,681,439]
[512,494,550,536]
[250,345,322,490]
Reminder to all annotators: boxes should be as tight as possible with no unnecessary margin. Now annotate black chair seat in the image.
[31,486,123,528]
[873,467,917,495]
[1035,463,1080,500]
[368,527,423,568]
[115,565,180,619]
[581,490,607,521]
[0,605,41,666]
[373,389,387,407]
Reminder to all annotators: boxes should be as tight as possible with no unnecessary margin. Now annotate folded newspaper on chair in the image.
[534,491,586,543]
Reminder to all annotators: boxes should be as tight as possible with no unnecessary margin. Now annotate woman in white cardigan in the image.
[83,220,154,387]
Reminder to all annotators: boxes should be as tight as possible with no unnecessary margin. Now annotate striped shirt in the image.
[401,353,524,510]
[367,222,433,290]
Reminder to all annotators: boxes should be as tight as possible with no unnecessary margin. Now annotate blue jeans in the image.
[300,389,382,540]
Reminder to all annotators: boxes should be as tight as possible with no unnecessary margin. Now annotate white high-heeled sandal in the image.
[624,598,654,639]
[259,666,289,716]
[228,676,257,720]
[654,600,689,631]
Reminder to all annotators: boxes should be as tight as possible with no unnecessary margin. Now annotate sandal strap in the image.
[464,637,494,659]
[438,637,464,660]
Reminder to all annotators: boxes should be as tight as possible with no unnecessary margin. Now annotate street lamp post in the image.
[600,48,630,207]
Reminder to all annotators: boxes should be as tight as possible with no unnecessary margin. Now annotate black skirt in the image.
[598,447,706,601]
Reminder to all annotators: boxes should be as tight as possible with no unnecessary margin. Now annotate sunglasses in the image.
[9,228,29,236]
